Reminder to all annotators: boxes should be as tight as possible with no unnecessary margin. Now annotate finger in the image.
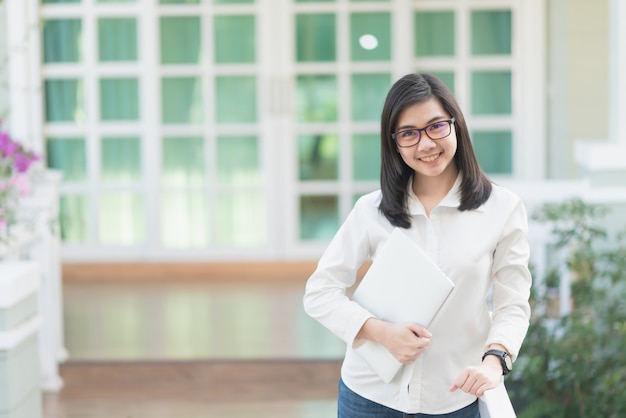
[408,323,432,338]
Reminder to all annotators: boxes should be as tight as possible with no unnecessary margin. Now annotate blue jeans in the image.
[337,379,480,418]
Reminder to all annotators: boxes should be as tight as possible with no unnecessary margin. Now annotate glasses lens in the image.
[396,129,419,147]
[426,121,451,139]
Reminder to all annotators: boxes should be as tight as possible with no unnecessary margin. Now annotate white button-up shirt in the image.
[303,176,532,414]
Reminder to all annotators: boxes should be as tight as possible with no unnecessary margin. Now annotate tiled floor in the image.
[43,266,347,418]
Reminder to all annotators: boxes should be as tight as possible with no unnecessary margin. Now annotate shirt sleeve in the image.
[302,200,378,346]
[486,197,532,361]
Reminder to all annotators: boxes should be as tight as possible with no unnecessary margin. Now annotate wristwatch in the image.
[482,349,512,376]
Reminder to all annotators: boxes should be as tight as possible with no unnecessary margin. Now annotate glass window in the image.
[44,79,85,122]
[101,137,141,183]
[97,0,136,3]
[352,133,380,180]
[216,192,266,246]
[415,11,455,57]
[296,14,336,62]
[100,78,139,121]
[298,134,338,181]
[217,136,260,185]
[351,73,390,121]
[429,71,455,94]
[161,136,205,187]
[471,71,511,115]
[59,195,89,242]
[473,131,512,174]
[215,76,257,123]
[160,192,208,248]
[214,15,256,63]
[160,0,200,3]
[42,0,80,3]
[46,137,87,181]
[350,12,391,61]
[299,195,339,240]
[98,18,137,62]
[43,19,82,63]
[296,75,337,122]
[160,16,201,64]
[471,10,511,55]
[161,77,204,124]
[214,0,254,3]
[99,193,145,245]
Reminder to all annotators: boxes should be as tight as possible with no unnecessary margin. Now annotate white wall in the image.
[0,2,9,120]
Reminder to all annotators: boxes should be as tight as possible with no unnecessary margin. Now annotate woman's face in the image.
[394,97,458,181]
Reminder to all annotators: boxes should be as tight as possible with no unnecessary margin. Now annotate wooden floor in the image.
[42,262,347,418]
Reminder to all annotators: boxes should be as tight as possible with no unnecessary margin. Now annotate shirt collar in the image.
[406,174,484,215]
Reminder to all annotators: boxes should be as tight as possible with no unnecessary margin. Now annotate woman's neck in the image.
[412,166,459,216]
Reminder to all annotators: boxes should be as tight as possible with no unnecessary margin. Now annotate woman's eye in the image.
[427,122,445,132]
[400,130,416,138]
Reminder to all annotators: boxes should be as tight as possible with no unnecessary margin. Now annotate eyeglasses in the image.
[392,118,456,148]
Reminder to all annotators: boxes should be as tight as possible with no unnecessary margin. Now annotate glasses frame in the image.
[392,118,456,148]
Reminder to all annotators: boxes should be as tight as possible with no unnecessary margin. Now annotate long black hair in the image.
[379,73,492,228]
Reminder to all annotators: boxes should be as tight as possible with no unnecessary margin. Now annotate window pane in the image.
[161,77,204,124]
[296,75,337,122]
[473,131,512,174]
[216,192,266,246]
[299,195,338,241]
[296,14,336,62]
[214,0,254,3]
[160,0,199,3]
[59,195,89,242]
[101,137,141,183]
[214,15,255,63]
[352,134,380,180]
[298,133,338,181]
[46,137,87,181]
[351,73,390,121]
[44,79,84,122]
[415,11,455,57]
[42,0,80,3]
[350,12,390,61]
[161,136,205,187]
[429,71,455,95]
[471,71,511,115]
[217,136,260,185]
[97,0,136,3]
[160,17,201,64]
[98,18,137,62]
[216,76,257,123]
[99,193,145,245]
[471,10,511,55]
[100,78,139,121]
[43,19,82,63]
[160,192,208,248]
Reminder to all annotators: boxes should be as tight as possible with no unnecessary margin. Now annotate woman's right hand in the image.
[358,319,432,364]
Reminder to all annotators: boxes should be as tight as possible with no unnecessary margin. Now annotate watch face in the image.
[505,354,513,370]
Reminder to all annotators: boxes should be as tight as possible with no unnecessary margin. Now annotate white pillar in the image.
[609,0,626,146]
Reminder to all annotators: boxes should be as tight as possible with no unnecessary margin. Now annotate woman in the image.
[303,73,531,417]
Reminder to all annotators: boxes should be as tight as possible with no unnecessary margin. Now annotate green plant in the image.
[509,198,626,417]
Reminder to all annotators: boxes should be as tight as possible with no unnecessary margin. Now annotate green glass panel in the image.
[160,0,199,3]
[216,192,266,246]
[214,15,255,63]
[44,79,84,122]
[296,75,337,122]
[471,10,511,55]
[160,192,208,248]
[473,131,512,174]
[217,136,260,185]
[97,0,136,3]
[352,133,380,180]
[161,77,204,124]
[299,195,338,241]
[42,0,80,3]
[43,19,82,63]
[216,76,256,123]
[415,11,455,57]
[350,12,391,61]
[46,137,87,181]
[429,71,455,95]
[471,71,511,115]
[100,78,139,121]
[296,0,334,2]
[101,137,141,183]
[59,195,89,242]
[298,134,338,181]
[296,14,336,62]
[99,193,145,245]
[214,0,254,3]
[98,18,137,62]
[351,73,390,121]
[161,137,204,187]
[160,16,201,64]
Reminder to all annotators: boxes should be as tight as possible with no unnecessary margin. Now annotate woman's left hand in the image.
[448,362,503,397]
